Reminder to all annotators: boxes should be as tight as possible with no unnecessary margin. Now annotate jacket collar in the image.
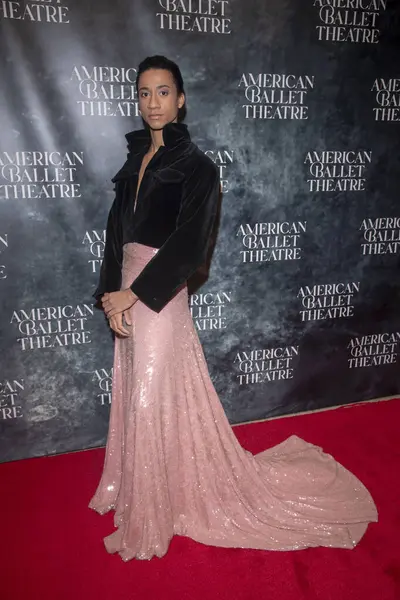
[112,122,191,183]
[125,121,191,155]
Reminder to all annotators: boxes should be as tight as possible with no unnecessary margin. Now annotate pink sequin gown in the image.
[88,242,378,561]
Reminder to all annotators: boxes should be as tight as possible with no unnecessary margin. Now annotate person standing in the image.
[89,55,377,562]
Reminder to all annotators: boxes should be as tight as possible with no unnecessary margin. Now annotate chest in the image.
[136,152,154,201]
[137,147,186,193]
[127,163,186,225]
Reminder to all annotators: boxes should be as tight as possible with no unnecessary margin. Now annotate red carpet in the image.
[1,398,399,600]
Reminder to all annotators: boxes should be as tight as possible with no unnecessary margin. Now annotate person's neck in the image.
[148,128,165,154]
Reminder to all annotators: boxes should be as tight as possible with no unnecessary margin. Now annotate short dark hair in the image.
[136,55,187,122]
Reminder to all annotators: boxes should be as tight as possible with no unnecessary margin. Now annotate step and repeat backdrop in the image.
[1,0,399,462]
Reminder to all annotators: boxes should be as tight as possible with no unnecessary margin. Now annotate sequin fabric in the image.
[88,242,378,562]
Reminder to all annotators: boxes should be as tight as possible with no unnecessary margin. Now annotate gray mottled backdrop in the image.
[1,0,399,462]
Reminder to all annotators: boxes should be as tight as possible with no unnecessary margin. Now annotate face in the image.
[137,68,185,130]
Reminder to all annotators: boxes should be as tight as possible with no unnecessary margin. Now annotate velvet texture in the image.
[93,122,220,313]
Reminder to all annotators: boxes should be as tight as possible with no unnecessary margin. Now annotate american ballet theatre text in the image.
[0,234,7,280]
[0,379,24,421]
[372,78,400,122]
[313,0,387,44]
[0,0,70,23]
[238,73,315,120]
[83,230,106,273]
[71,66,139,117]
[360,218,400,255]
[348,332,399,368]
[305,150,371,192]
[237,222,306,263]
[11,304,93,350]
[298,282,360,322]
[92,368,113,406]
[0,151,83,199]
[190,292,232,330]
[235,346,299,385]
[156,0,231,34]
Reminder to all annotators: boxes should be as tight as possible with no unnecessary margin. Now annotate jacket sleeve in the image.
[129,157,221,312]
[92,181,124,302]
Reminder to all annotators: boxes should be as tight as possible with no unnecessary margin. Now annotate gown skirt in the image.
[88,242,378,562]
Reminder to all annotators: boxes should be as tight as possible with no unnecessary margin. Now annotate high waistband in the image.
[122,242,159,259]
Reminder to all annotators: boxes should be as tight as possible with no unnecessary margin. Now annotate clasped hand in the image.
[101,289,138,337]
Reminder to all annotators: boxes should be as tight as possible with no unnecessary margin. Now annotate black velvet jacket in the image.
[93,122,220,313]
